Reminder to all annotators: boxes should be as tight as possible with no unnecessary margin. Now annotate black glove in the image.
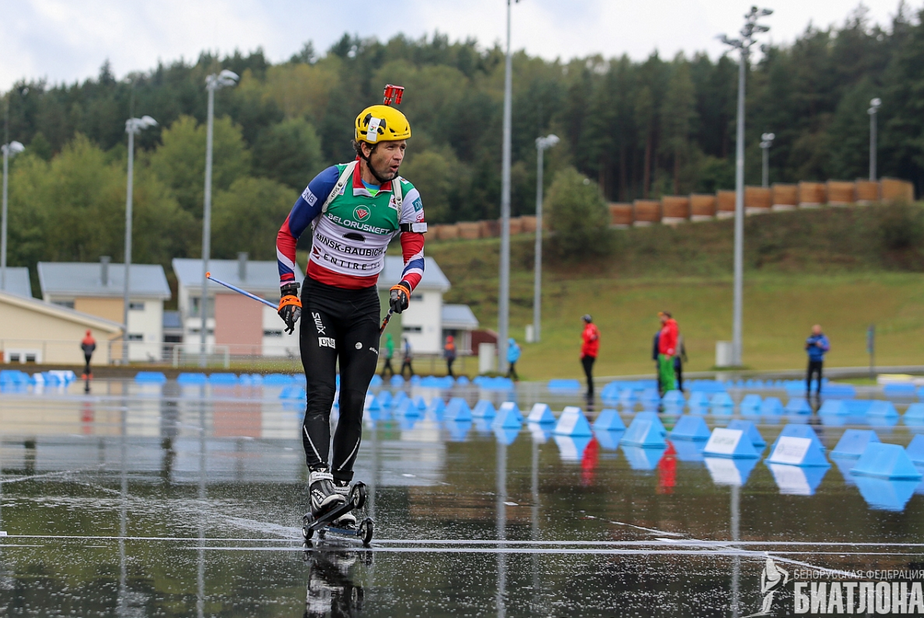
[389,281,412,314]
[278,282,302,334]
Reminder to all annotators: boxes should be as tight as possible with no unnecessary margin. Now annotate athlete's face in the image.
[365,140,406,181]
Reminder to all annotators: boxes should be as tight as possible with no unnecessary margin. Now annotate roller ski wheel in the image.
[359,518,374,546]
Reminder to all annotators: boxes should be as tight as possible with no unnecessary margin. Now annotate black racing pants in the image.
[299,279,380,483]
[582,355,595,397]
[806,359,823,394]
[674,360,683,392]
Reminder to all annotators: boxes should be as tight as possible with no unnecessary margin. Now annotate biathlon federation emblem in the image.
[354,206,370,221]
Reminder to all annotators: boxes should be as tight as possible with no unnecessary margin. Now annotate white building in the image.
[37,259,171,362]
[378,256,451,354]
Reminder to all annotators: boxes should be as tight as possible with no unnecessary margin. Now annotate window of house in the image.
[402,325,422,334]
[53,300,75,309]
[127,334,143,341]
[410,294,424,302]
[129,302,145,311]
[263,330,283,338]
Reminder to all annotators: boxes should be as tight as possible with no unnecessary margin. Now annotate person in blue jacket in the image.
[805,324,830,397]
[506,338,521,381]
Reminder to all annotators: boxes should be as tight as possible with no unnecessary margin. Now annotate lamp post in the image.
[532,134,559,344]
[868,97,881,182]
[2,87,27,292]
[719,6,772,368]
[760,132,774,188]
[199,70,238,367]
[498,0,519,375]
[122,115,157,364]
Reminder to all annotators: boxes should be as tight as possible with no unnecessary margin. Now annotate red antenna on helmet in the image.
[383,84,404,106]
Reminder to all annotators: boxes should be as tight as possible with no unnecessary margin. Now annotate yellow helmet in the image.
[354,105,411,144]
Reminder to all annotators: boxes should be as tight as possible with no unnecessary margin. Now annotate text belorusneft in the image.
[793,580,924,615]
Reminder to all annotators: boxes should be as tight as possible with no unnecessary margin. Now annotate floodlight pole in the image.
[498,0,516,375]
[868,98,881,182]
[720,6,772,368]
[533,134,558,343]
[2,88,27,292]
[760,133,774,188]
[199,71,238,367]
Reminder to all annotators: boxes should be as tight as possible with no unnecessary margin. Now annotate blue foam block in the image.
[389,375,405,387]
[767,463,829,495]
[844,400,873,415]
[726,419,766,447]
[134,371,166,383]
[593,409,626,432]
[767,437,829,468]
[785,398,812,414]
[687,392,710,408]
[209,373,238,384]
[494,427,519,445]
[472,400,496,418]
[594,429,624,450]
[704,456,759,486]
[854,477,920,511]
[553,406,593,437]
[832,429,880,458]
[554,435,592,462]
[492,402,523,429]
[390,391,409,409]
[739,394,762,411]
[819,400,849,416]
[548,379,581,392]
[414,396,428,410]
[884,383,917,398]
[622,445,666,470]
[444,397,472,421]
[771,424,825,453]
[368,375,383,387]
[622,417,667,447]
[904,403,924,420]
[393,399,421,417]
[703,428,760,459]
[634,411,667,435]
[906,435,924,465]
[669,415,711,440]
[662,390,686,406]
[672,439,706,462]
[710,392,734,408]
[527,403,556,424]
[760,397,784,415]
[177,372,207,385]
[640,388,661,404]
[867,401,898,417]
[851,443,923,479]
[376,390,392,408]
[444,419,472,442]
[366,394,381,411]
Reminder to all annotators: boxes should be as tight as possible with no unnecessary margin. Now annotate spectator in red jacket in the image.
[657,311,679,392]
[581,314,600,401]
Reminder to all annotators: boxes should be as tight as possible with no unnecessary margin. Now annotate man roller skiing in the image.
[275,86,426,529]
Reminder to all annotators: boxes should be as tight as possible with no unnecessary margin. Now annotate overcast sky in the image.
[0,0,910,92]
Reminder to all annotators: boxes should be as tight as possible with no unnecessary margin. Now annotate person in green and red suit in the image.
[657,311,679,392]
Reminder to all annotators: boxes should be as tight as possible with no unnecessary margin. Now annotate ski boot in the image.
[303,481,374,547]
[309,468,346,518]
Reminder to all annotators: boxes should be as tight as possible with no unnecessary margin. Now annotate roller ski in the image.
[303,472,374,547]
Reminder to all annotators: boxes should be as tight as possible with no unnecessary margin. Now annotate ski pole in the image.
[205,272,277,309]
[379,309,394,334]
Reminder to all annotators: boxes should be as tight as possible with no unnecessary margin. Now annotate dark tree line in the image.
[2,4,923,273]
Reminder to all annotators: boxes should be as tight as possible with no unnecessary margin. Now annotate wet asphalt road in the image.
[1,379,922,617]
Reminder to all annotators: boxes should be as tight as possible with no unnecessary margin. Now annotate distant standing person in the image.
[581,315,600,401]
[506,338,521,381]
[673,334,688,392]
[400,337,414,378]
[805,324,830,397]
[81,330,96,379]
[380,332,395,379]
[443,335,457,378]
[657,311,679,393]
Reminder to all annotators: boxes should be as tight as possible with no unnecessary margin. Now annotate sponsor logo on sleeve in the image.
[301,188,318,206]
[412,197,423,212]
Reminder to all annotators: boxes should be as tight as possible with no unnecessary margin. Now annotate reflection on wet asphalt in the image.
[0,379,922,617]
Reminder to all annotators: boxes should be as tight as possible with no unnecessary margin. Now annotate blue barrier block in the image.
[368,375,383,388]
[393,399,421,417]
[662,390,686,406]
[445,397,472,421]
[868,415,899,428]
[703,428,760,459]
[823,384,856,398]
[621,445,666,470]
[366,395,381,411]
[634,411,667,435]
[854,476,920,511]
[672,439,706,462]
[426,398,446,419]
[493,402,523,429]
[409,375,421,385]
[640,388,661,404]
[832,430,880,458]
[391,391,409,409]
[456,376,470,385]
[687,392,710,408]
[867,401,898,417]
[389,375,405,387]
[669,415,711,440]
[904,403,924,421]
[622,417,667,447]
[844,400,873,415]
[548,379,581,392]
[710,392,734,408]
[907,435,924,465]
[209,373,238,384]
[472,400,496,418]
[688,381,727,393]
[553,406,593,437]
[177,372,207,385]
[134,371,166,383]
[851,443,922,479]
[760,397,784,415]
[819,400,849,416]
[376,390,392,408]
[594,429,624,450]
[593,409,626,432]
[767,463,829,495]
[494,427,519,445]
[445,419,472,442]
[785,398,812,414]
[767,433,829,467]
[472,418,493,435]
[771,424,825,453]
[554,435,593,463]
[704,456,759,486]
[726,420,766,447]
[740,394,762,411]
[527,403,556,424]
[413,396,428,410]
[528,422,553,443]
[262,373,292,385]
[884,383,917,398]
